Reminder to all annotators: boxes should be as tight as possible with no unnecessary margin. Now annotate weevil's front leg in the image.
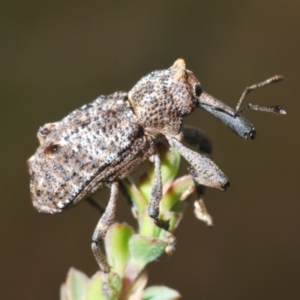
[91,181,119,273]
[180,128,214,226]
[182,125,212,157]
[148,153,162,220]
[168,137,229,191]
[147,153,169,230]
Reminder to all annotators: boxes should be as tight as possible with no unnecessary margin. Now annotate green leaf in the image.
[123,272,148,300]
[161,175,194,212]
[158,141,181,184]
[121,178,147,215]
[85,272,103,300]
[84,272,121,300]
[129,234,166,270]
[138,170,153,204]
[61,268,88,300]
[158,211,182,233]
[105,223,135,277]
[137,207,161,237]
[143,285,181,300]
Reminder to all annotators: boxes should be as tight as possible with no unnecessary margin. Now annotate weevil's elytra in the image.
[28,59,285,274]
[28,92,153,214]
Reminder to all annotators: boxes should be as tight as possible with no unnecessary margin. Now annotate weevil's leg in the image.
[235,75,286,114]
[148,154,162,220]
[171,132,214,226]
[147,153,169,230]
[91,181,119,273]
[182,125,212,157]
[168,137,229,191]
[86,197,106,214]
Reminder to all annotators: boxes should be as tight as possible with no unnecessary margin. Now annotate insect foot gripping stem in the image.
[91,181,119,298]
[147,153,170,230]
[91,182,119,274]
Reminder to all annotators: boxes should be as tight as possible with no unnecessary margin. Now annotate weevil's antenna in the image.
[235,75,286,115]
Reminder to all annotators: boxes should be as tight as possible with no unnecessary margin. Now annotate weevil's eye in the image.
[44,142,60,155]
[194,84,202,97]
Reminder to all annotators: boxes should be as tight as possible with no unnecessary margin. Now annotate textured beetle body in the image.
[28,92,153,214]
[28,59,285,276]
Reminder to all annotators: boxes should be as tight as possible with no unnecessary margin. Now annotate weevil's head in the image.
[128,58,202,138]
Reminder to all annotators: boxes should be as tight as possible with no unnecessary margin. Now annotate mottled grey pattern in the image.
[28,92,151,213]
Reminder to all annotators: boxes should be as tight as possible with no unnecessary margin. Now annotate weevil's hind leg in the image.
[235,75,286,115]
[86,197,106,214]
[168,137,229,191]
[91,182,118,273]
[147,153,169,230]
[182,125,212,157]
[91,182,119,273]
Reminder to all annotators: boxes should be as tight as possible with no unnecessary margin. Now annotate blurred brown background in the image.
[1,1,299,299]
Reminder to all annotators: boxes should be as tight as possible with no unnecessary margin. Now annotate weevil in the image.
[27,59,285,274]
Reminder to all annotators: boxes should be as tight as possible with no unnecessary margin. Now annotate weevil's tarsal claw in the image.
[189,166,229,191]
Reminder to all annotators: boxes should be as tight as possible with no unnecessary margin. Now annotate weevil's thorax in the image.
[128,63,199,138]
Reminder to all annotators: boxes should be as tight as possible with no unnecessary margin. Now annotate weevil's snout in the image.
[197,91,258,140]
